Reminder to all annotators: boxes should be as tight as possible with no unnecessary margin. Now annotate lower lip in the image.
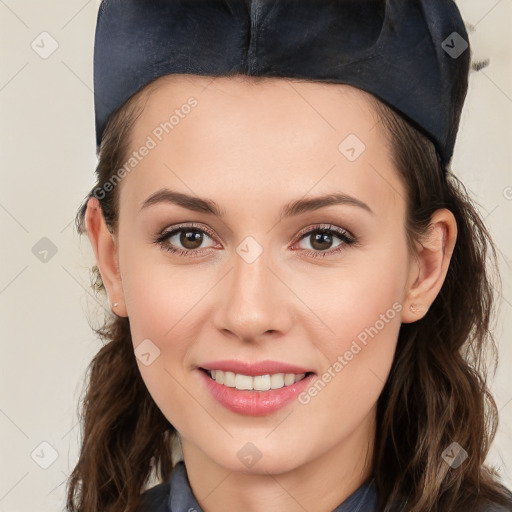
[198,369,316,416]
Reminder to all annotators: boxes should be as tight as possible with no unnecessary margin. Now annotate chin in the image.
[209,444,308,476]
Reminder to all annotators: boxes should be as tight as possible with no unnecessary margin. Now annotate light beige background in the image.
[0,1,511,510]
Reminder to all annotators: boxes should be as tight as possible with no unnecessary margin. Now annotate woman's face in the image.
[108,75,418,475]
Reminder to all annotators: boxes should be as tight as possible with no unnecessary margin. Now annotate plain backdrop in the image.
[0,1,511,510]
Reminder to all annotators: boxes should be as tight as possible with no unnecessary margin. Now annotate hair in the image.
[66,74,512,512]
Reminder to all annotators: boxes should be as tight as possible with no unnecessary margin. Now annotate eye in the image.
[154,222,357,259]
[154,223,218,257]
[292,224,357,259]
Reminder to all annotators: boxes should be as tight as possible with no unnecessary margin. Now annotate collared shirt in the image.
[140,460,512,512]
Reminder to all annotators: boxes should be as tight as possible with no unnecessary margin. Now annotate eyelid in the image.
[152,222,219,256]
[158,222,217,240]
[154,222,357,257]
[292,223,355,244]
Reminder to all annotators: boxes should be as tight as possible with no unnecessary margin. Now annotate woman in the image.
[66,1,512,511]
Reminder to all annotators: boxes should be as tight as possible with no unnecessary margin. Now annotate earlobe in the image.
[402,209,457,324]
[84,197,128,317]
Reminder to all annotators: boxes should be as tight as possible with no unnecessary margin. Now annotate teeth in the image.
[207,370,307,390]
[224,371,236,387]
[253,375,270,391]
[235,374,253,390]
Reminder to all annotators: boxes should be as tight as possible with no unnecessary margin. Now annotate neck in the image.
[180,407,376,512]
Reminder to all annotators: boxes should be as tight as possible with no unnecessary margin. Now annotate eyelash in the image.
[153,222,357,259]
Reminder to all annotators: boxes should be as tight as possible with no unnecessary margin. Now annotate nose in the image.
[212,246,295,343]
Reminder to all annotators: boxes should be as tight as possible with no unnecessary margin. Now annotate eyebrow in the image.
[140,188,374,219]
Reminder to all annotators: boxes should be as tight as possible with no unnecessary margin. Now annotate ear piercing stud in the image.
[409,304,420,313]
[112,302,119,309]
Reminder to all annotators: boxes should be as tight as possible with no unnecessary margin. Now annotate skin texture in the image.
[85,75,457,512]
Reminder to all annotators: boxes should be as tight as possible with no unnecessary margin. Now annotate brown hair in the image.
[66,76,512,512]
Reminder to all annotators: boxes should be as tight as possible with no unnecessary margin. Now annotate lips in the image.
[198,359,315,376]
[196,359,317,415]
[198,368,317,416]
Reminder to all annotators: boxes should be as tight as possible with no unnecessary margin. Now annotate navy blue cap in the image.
[93,0,471,168]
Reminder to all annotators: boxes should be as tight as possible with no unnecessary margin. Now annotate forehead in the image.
[121,74,405,218]
[139,73,380,134]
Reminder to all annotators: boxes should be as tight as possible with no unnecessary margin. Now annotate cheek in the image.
[119,255,208,430]
[120,256,197,355]
[296,236,407,419]
[304,232,407,350]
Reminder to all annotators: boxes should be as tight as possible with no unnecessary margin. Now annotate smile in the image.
[198,367,317,416]
[204,369,309,391]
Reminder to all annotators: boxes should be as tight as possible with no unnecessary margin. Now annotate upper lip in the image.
[199,359,315,376]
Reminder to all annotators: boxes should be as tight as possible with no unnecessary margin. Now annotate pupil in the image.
[181,230,203,249]
[312,231,332,251]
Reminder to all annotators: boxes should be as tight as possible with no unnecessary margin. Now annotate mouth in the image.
[197,365,317,416]
[199,367,315,391]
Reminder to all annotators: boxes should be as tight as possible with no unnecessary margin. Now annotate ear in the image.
[84,196,128,317]
[402,208,457,323]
